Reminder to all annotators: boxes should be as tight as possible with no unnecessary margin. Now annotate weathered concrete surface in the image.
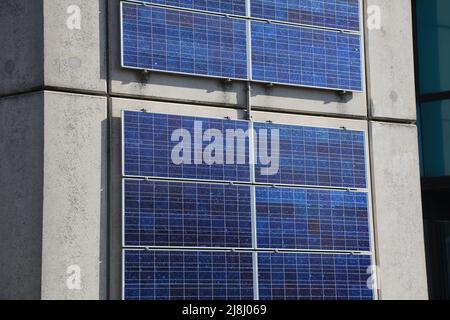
[0,0,44,96]
[43,0,107,93]
[370,121,428,300]
[41,91,108,300]
[0,92,44,300]
[365,0,417,121]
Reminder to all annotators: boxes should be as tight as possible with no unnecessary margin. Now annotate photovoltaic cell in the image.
[256,187,370,252]
[253,122,366,188]
[121,111,374,301]
[142,0,247,16]
[123,111,251,182]
[251,0,361,31]
[124,250,254,300]
[124,179,253,248]
[251,21,363,91]
[258,252,373,300]
[122,3,248,80]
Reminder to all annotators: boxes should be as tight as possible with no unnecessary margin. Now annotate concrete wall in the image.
[0,93,44,300]
[43,0,107,93]
[370,122,428,300]
[0,0,106,95]
[0,0,43,96]
[41,91,108,300]
[365,0,417,121]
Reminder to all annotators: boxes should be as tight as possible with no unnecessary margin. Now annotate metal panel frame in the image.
[120,0,365,92]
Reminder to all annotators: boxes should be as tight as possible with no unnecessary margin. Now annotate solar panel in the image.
[124,250,254,300]
[123,111,251,182]
[251,21,362,91]
[122,3,248,80]
[141,0,247,16]
[251,0,361,32]
[121,111,375,301]
[256,187,370,252]
[258,252,373,300]
[124,179,253,248]
[254,122,367,188]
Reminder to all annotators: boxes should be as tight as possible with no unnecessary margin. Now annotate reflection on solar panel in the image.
[121,1,363,92]
[124,179,253,248]
[251,21,362,91]
[256,187,370,252]
[258,252,373,300]
[122,3,248,80]
[123,111,251,182]
[142,0,247,16]
[121,111,374,301]
[251,0,361,31]
[254,122,366,188]
[124,250,254,300]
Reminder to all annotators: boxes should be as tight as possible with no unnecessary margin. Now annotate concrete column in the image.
[365,0,417,121]
[43,0,107,93]
[0,92,44,300]
[0,0,43,96]
[370,121,428,300]
[41,91,108,300]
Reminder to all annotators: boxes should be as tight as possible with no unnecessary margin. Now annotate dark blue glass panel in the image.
[251,21,363,91]
[122,3,248,80]
[256,187,370,251]
[124,250,254,300]
[123,111,251,182]
[251,0,361,31]
[142,0,247,16]
[253,122,366,188]
[124,180,253,248]
[258,252,373,300]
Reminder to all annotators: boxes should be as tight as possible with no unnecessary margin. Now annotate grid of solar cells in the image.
[251,21,362,91]
[124,179,253,248]
[254,122,366,188]
[255,187,370,252]
[123,111,251,182]
[258,252,373,300]
[122,3,248,79]
[124,250,254,300]
[251,0,360,31]
[141,0,247,16]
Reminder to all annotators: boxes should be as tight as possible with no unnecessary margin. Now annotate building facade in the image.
[0,0,429,300]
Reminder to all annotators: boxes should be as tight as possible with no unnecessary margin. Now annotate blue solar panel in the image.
[256,187,370,252]
[124,179,253,248]
[251,21,362,91]
[124,250,254,300]
[121,110,375,300]
[254,122,367,188]
[122,3,248,80]
[258,252,373,300]
[123,111,251,182]
[251,0,361,31]
[142,0,247,16]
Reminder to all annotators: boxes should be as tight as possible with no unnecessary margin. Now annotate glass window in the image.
[416,0,450,95]
[419,100,450,177]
